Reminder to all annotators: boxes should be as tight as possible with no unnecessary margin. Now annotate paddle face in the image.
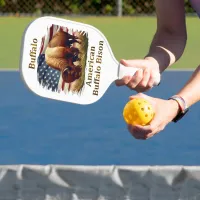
[20,16,119,105]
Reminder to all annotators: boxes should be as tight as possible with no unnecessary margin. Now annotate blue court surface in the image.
[0,70,199,165]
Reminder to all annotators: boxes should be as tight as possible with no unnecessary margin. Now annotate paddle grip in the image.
[118,64,161,86]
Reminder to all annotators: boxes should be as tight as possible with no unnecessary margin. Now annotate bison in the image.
[45,30,82,83]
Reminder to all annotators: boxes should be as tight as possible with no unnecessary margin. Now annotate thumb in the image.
[120,59,146,69]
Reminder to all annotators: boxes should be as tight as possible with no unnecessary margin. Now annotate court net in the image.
[0,165,200,200]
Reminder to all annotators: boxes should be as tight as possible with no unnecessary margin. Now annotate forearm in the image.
[145,30,187,73]
[176,65,200,107]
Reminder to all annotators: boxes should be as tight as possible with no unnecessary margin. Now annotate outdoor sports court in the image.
[0,13,199,200]
[0,16,199,165]
[0,69,199,165]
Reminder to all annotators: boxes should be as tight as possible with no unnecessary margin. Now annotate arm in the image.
[145,0,187,73]
[116,0,187,92]
[176,65,200,107]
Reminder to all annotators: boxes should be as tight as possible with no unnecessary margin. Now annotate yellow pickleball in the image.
[123,98,155,126]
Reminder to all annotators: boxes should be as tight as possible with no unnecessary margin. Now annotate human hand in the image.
[115,57,161,92]
[126,93,180,140]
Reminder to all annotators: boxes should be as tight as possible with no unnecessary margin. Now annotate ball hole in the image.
[145,114,148,117]
[141,108,144,111]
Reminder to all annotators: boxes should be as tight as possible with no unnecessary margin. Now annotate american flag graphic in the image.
[37,24,75,92]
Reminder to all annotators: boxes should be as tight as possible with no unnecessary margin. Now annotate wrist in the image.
[168,95,189,123]
[144,56,160,72]
[145,46,176,73]
[168,99,181,117]
[144,56,161,86]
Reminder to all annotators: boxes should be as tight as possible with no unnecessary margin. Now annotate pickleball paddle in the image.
[20,16,160,105]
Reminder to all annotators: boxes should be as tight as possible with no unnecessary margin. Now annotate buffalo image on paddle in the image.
[45,30,82,83]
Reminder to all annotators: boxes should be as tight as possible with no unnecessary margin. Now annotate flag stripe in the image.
[49,25,54,43]
[39,37,45,55]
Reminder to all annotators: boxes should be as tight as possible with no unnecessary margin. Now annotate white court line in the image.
[0,69,19,71]
[166,68,194,71]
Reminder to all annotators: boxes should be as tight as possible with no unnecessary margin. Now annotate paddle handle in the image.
[118,64,161,86]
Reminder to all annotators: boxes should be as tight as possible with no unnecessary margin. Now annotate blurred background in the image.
[0,0,195,16]
[0,1,200,166]
[0,0,199,70]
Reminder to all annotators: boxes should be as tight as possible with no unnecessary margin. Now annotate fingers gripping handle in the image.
[118,64,161,86]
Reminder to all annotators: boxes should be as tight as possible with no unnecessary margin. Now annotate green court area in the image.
[0,16,199,69]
